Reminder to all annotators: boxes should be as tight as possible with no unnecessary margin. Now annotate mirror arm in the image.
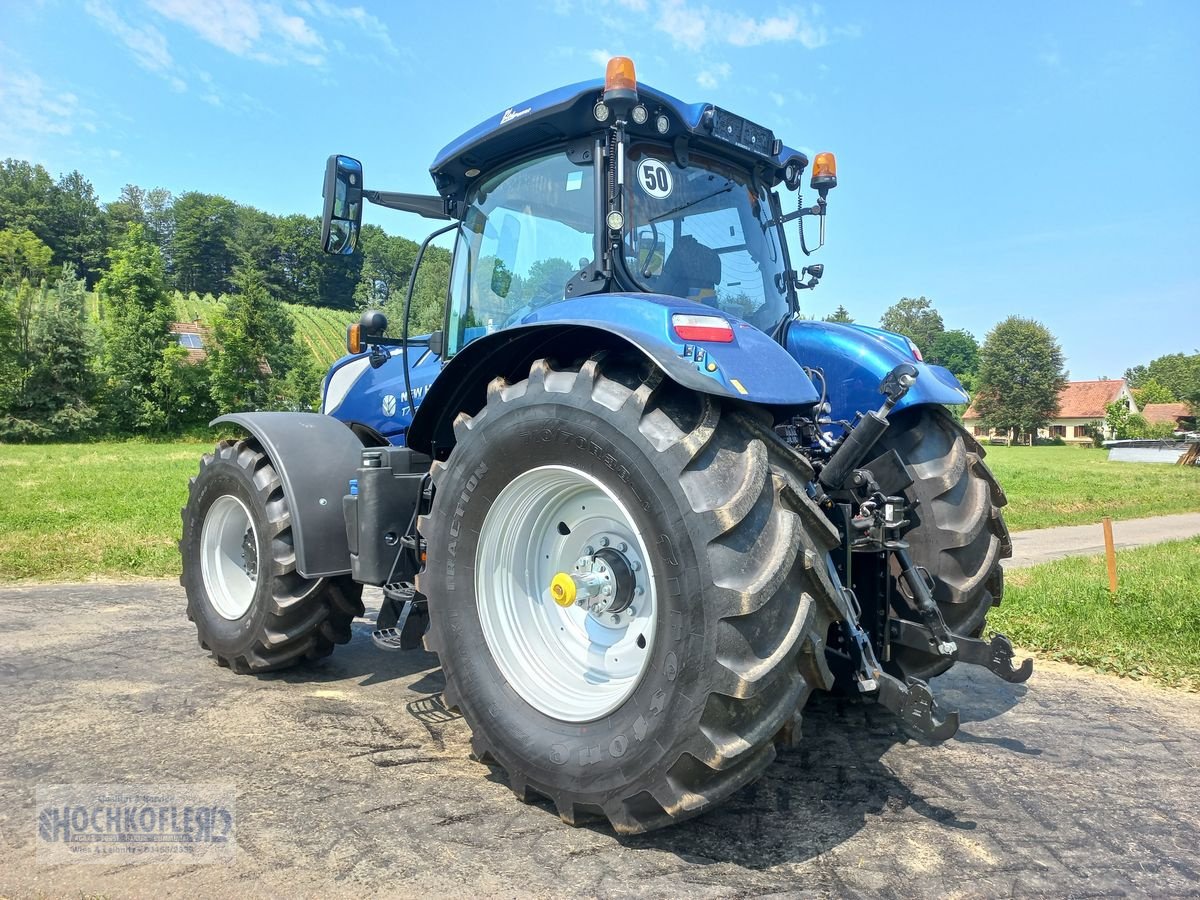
[774,196,826,226]
[363,190,452,221]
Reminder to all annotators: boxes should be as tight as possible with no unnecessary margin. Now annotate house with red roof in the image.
[1141,402,1196,431]
[963,379,1137,444]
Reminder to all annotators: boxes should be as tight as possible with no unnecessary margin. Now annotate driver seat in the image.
[658,234,721,304]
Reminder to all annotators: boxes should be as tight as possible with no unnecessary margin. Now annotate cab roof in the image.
[429,78,808,204]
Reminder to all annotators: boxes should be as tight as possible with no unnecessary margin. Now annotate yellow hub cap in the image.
[550,572,576,607]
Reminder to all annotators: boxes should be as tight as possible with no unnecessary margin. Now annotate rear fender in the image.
[406,293,819,455]
[212,412,360,578]
[785,320,969,421]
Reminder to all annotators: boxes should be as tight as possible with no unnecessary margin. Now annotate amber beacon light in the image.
[810,152,838,191]
[604,56,638,103]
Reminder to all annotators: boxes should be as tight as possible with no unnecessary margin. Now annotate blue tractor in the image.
[180,58,1028,833]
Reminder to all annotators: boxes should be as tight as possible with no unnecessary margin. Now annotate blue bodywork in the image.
[321,299,967,447]
[785,320,969,419]
[321,342,443,442]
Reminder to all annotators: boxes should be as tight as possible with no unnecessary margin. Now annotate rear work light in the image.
[672,314,734,343]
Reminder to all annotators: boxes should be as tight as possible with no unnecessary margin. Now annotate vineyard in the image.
[85,291,357,370]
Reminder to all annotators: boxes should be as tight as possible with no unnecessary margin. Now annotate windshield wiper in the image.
[649,182,734,223]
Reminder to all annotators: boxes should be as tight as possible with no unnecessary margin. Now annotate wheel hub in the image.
[200,494,260,621]
[475,465,657,723]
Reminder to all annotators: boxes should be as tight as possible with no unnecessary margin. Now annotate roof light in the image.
[593,101,610,122]
[631,104,648,125]
[604,56,637,103]
[672,313,734,344]
[811,151,837,191]
[655,114,669,134]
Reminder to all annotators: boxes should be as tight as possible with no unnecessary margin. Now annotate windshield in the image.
[622,144,790,332]
[446,151,595,355]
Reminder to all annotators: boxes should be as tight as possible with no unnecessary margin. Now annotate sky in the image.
[1,0,1197,380]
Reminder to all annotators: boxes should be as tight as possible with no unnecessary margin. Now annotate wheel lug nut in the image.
[583,545,594,555]
[634,586,644,597]
[630,561,640,572]
[618,541,627,552]
[600,537,610,547]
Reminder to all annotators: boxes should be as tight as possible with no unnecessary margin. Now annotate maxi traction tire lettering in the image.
[876,406,1012,682]
[180,438,364,674]
[417,354,844,834]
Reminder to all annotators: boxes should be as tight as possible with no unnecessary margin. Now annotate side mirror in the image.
[321,155,363,255]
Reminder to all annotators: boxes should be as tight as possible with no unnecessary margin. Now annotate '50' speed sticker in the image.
[636,159,673,199]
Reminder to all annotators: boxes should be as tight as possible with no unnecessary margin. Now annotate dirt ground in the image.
[1,581,1198,899]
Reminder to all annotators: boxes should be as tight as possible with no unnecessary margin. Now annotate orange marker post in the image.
[1102,516,1118,597]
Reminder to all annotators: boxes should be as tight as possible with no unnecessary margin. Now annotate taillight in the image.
[906,338,923,361]
[672,314,734,343]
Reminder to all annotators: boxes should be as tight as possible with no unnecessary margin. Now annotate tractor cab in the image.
[323,57,837,360]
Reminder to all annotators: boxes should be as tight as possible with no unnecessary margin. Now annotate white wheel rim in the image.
[200,494,259,620]
[475,465,657,723]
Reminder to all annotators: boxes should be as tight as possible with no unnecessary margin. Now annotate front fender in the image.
[212,412,360,578]
[407,293,819,455]
[785,320,970,420]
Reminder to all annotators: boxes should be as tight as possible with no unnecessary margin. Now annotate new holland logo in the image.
[382,394,397,416]
[500,106,532,125]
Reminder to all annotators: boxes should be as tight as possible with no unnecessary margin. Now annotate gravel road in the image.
[1,581,1198,898]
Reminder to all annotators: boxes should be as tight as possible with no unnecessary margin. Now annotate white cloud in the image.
[588,48,612,66]
[84,0,186,89]
[652,1,833,50]
[0,65,94,160]
[615,0,648,9]
[146,0,326,65]
[696,61,731,89]
[768,90,786,107]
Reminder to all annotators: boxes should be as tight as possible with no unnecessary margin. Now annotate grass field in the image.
[0,442,1196,583]
[991,537,1200,690]
[982,444,1200,531]
[0,442,205,582]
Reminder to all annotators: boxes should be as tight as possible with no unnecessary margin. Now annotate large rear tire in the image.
[180,438,364,673]
[418,355,843,834]
[874,406,1011,682]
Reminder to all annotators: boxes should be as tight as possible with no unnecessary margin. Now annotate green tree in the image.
[104,184,175,263]
[880,296,945,354]
[172,192,239,296]
[927,328,979,379]
[1147,353,1200,409]
[0,265,102,440]
[974,316,1067,442]
[155,341,214,430]
[208,268,303,412]
[822,304,854,323]
[0,228,54,284]
[50,170,106,284]
[1105,400,1133,439]
[0,160,58,249]
[1132,378,1176,406]
[99,223,175,432]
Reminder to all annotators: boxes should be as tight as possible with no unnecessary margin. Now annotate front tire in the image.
[875,406,1011,681]
[180,438,364,673]
[418,355,843,834]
